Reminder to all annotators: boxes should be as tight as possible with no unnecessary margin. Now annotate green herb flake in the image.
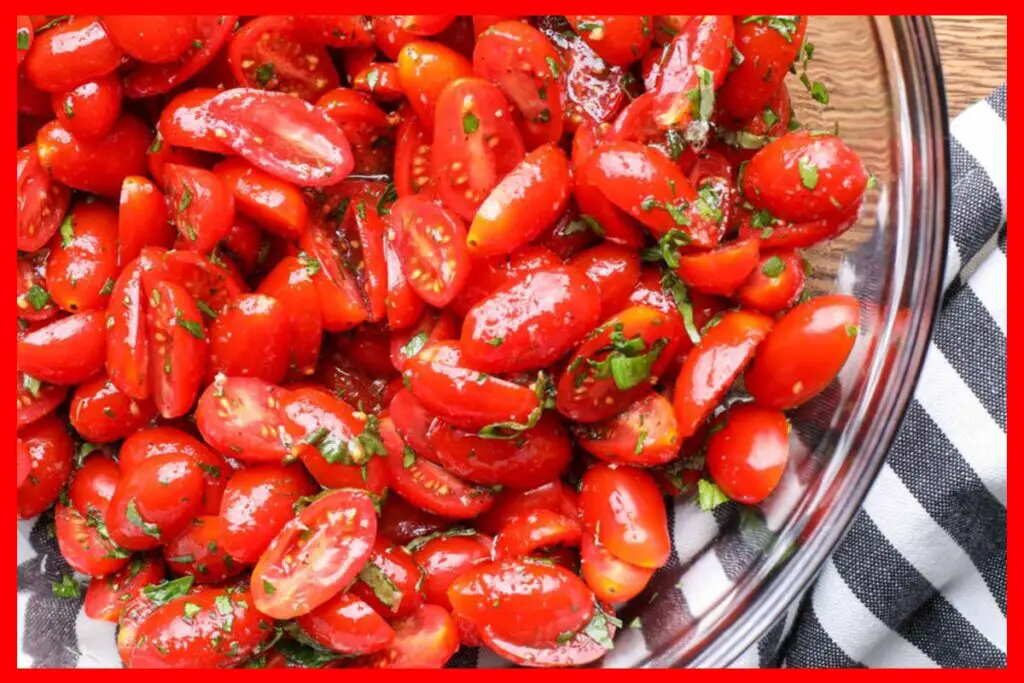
[697,478,731,512]
[358,563,402,609]
[763,107,779,128]
[798,157,819,190]
[167,554,194,564]
[402,445,417,468]
[178,185,193,214]
[761,255,786,278]
[183,602,202,620]
[741,16,801,42]
[545,55,561,78]
[845,324,860,337]
[25,285,50,312]
[52,574,81,599]
[175,310,205,340]
[581,602,620,650]
[661,271,702,346]
[462,112,480,135]
[17,29,30,51]
[141,576,194,605]
[215,594,234,616]
[400,331,428,359]
[59,214,75,247]
[365,67,380,91]
[63,98,74,119]
[125,499,161,539]
[485,337,504,347]
[255,63,276,88]
[810,81,830,105]
[99,278,115,296]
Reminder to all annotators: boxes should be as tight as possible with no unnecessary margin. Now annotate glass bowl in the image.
[601,16,949,668]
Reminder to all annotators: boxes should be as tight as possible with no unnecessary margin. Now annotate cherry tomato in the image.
[70,374,156,443]
[652,15,734,129]
[17,371,68,430]
[207,294,290,384]
[84,553,165,622]
[389,309,458,371]
[50,74,123,142]
[737,250,806,313]
[394,112,435,198]
[673,310,774,437]
[556,305,684,423]
[462,264,601,373]
[146,139,206,191]
[676,237,761,296]
[432,77,526,221]
[361,604,460,668]
[68,452,120,515]
[575,391,680,466]
[17,144,71,253]
[742,132,869,223]
[316,88,396,175]
[336,194,390,322]
[477,480,578,535]
[298,217,369,332]
[16,415,74,519]
[294,16,375,48]
[737,200,862,250]
[157,88,233,154]
[397,40,473,130]
[449,246,560,318]
[219,463,316,564]
[580,462,669,568]
[251,488,378,619]
[567,16,653,66]
[379,493,450,545]
[155,248,249,316]
[146,280,206,418]
[105,256,155,399]
[205,88,354,187]
[256,255,323,377]
[295,592,396,655]
[449,558,595,645]
[55,503,131,576]
[705,403,790,504]
[24,16,123,93]
[121,16,238,98]
[105,453,205,550]
[119,177,176,266]
[477,615,615,668]
[569,243,643,319]
[163,163,236,254]
[579,532,655,604]
[493,510,582,560]
[195,375,292,462]
[411,531,493,611]
[745,294,861,410]
[164,514,246,583]
[101,15,198,64]
[383,235,427,330]
[17,310,107,385]
[36,114,151,197]
[229,16,339,102]
[350,538,425,619]
[388,195,471,307]
[428,413,573,490]
[388,388,439,460]
[17,255,56,323]
[45,201,119,313]
[572,159,646,249]
[473,22,565,148]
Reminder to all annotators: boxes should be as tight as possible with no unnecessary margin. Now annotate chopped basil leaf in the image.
[262,579,276,595]
[798,157,819,190]
[358,563,401,609]
[404,527,478,552]
[167,554,194,564]
[810,81,830,105]
[761,255,786,278]
[665,129,686,161]
[125,499,161,539]
[845,324,860,337]
[740,16,801,42]
[545,56,561,78]
[365,67,380,91]
[17,29,30,50]
[178,186,193,214]
[255,63,276,88]
[215,594,233,616]
[196,299,218,319]
[63,98,74,119]
[141,576,194,605]
[400,332,428,359]
[52,574,81,598]
[59,214,75,247]
[462,112,480,134]
[25,285,51,312]
[183,602,202,619]
[485,337,504,347]
[175,311,205,339]
[477,372,551,439]
[147,134,163,155]
[696,478,731,511]
[298,251,320,276]
[661,271,702,345]
[402,445,417,468]
[608,338,668,390]
[762,107,779,128]
[581,602,620,649]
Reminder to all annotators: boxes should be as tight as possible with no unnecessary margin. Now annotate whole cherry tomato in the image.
[70,374,156,443]
[705,403,790,503]
[50,74,123,141]
[84,553,165,622]
[164,515,246,583]
[295,592,396,655]
[448,245,561,318]
[569,243,643,319]
[207,294,290,384]
[493,509,582,560]
[411,531,493,611]
[397,40,473,130]
[475,480,578,535]
[101,15,198,64]
[24,16,123,93]
[45,201,120,313]
[17,310,107,385]
[36,114,151,197]
[17,415,74,519]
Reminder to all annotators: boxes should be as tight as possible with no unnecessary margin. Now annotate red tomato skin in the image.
[412,533,493,611]
[351,538,425,619]
[24,16,123,93]
[146,280,206,419]
[744,294,861,410]
[354,62,406,103]
[164,515,246,583]
[580,463,670,568]
[51,74,123,141]
[448,245,561,318]
[389,309,459,372]
[461,264,602,374]
[256,255,323,378]
[219,463,317,564]
[207,294,290,384]
[316,88,395,175]
[45,201,120,313]
[105,257,150,399]
[158,88,233,154]
[68,452,120,516]
[146,141,206,191]
[163,163,236,254]
[214,159,308,241]
[493,510,582,561]
[569,243,643,319]
[652,15,735,130]
[579,532,655,604]
[17,371,68,430]
[119,426,229,516]
[448,559,595,645]
[567,15,653,66]
[295,592,396,655]
[467,144,572,257]
[17,144,71,253]
[675,237,762,296]
[119,177,176,266]
[250,488,378,619]
[384,236,427,330]
[673,310,774,438]
[36,114,151,197]
[360,603,460,668]
[742,132,869,223]
[17,254,59,323]
[379,494,450,545]
[572,160,647,249]
[228,16,339,102]
[737,202,862,250]
[54,503,131,577]
[17,310,107,385]
[737,250,806,314]
[84,553,165,622]
[397,40,474,130]
[428,414,573,490]
[475,480,578,535]
[129,586,270,668]
[194,376,291,463]
[373,15,419,61]
[70,374,156,443]
[477,617,613,668]
[16,416,74,519]
[706,403,790,504]
[154,248,248,316]
[16,16,33,65]
[101,15,198,64]
[717,16,809,123]
[295,16,375,48]
[575,391,681,466]
[404,341,541,432]
[105,453,205,550]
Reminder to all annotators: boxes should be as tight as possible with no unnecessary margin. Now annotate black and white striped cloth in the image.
[17,86,1007,669]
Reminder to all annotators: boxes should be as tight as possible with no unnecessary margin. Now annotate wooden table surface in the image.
[933,16,1006,115]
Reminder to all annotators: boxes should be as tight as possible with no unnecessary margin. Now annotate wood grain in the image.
[933,16,1007,115]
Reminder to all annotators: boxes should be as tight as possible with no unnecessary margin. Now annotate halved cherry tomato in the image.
[411,531,493,611]
[16,415,74,519]
[569,243,643,319]
[313,347,392,414]
[473,22,565,148]
[652,15,734,129]
[229,16,339,102]
[382,417,497,519]
[676,237,761,296]
[580,532,655,604]
[119,177,176,266]
[207,294,290,384]
[673,310,774,437]
[705,403,790,504]
[493,510,582,560]
[163,163,235,254]
[219,463,317,563]
[361,604,460,668]
[294,16,375,48]
[84,553,165,622]
[556,305,684,423]
[384,236,426,330]
[299,217,369,331]
[461,264,601,373]
[121,16,238,98]
[51,74,123,142]
[157,88,233,154]
[566,16,653,66]
[18,310,107,385]
[449,245,561,318]
[36,114,151,197]
[742,132,869,223]
[220,215,264,274]
[394,111,435,197]
[205,88,354,187]
[405,341,542,431]
[153,249,249,316]
[70,374,156,443]
[379,493,450,545]
[257,255,323,377]
[105,257,150,399]
[105,453,205,550]
[428,413,573,490]
[55,502,130,576]
[744,294,861,409]
[371,15,417,60]
[432,77,526,221]
[477,615,614,668]
[17,371,68,430]
[195,375,291,462]
[575,391,680,466]
[164,514,246,583]
[397,40,473,130]
[737,201,862,250]
[389,388,438,461]
[449,558,595,645]
[350,538,425,619]
[23,16,123,93]
[146,280,206,418]
[46,201,119,313]
[101,15,198,64]
[337,195,389,322]
[316,88,396,175]
[389,195,471,307]
[251,488,378,619]
[572,160,646,248]
[580,462,669,568]
[17,144,71,253]
[398,16,456,36]
[737,250,806,313]
[295,592,396,655]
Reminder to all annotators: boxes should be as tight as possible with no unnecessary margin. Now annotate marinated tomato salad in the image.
[17,14,869,669]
